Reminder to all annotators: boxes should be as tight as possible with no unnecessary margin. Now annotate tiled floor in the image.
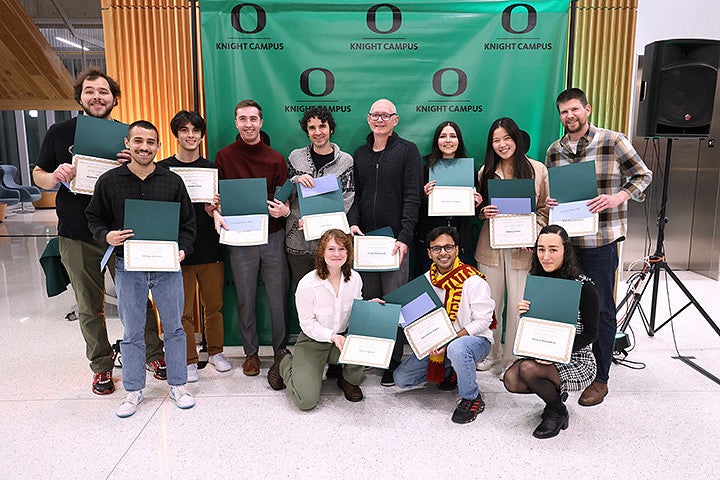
[1,207,719,479]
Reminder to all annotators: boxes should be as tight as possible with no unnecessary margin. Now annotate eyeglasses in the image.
[428,244,457,254]
[368,112,397,121]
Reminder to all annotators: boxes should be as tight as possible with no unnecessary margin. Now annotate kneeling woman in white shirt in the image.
[267,229,365,410]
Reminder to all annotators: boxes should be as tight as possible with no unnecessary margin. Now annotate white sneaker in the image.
[208,352,232,372]
[170,385,195,409]
[476,356,501,371]
[187,363,199,383]
[116,390,143,418]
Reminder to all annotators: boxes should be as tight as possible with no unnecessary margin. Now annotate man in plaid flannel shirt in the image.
[546,87,652,407]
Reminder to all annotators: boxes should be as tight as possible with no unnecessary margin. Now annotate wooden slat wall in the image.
[0,0,76,111]
[101,0,204,159]
[572,0,638,134]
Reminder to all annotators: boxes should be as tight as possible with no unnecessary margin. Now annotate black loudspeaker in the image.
[637,38,720,137]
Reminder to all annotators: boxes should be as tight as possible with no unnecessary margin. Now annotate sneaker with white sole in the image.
[476,356,501,371]
[187,363,199,383]
[208,353,232,372]
[116,390,143,418]
[169,385,195,409]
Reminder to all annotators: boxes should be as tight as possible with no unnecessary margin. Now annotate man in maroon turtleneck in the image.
[214,99,290,377]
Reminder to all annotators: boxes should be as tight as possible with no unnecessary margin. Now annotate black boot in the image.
[533,396,569,439]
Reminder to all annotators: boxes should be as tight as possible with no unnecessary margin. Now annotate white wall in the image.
[635,0,720,54]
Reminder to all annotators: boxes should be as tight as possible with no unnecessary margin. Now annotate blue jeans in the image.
[576,241,618,384]
[393,336,491,399]
[115,258,187,391]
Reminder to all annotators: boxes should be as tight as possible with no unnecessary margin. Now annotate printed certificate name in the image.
[123,240,180,272]
[513,316,576,364]
[428,186,475,217]
[169,167,218,203]
[70,155,121,195]
[489,213,537,248]
[353,235,400,271]
[339,334,395,369]
[303,212,350,241]
[219,214,268,246]
[404,308,457,360]
[549,200,598,237]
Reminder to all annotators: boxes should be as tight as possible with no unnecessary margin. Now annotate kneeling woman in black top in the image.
[503,225,599,439]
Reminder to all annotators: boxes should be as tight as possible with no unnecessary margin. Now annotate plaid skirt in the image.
[557,345,596,393]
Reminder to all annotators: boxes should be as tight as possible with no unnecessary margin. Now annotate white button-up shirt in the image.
[295,269,363,343]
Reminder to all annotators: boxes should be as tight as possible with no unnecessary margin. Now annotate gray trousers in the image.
[228,229,289,356]
[359,254,410,365]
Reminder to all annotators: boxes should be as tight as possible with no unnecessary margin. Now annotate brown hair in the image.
[234,99,263,118]
[73,66,121,104]
[314,229,353,282]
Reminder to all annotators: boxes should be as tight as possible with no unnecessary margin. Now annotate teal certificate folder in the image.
[429,157,475,187]
[124,199,179,241]
[548,161,598,203]
[73,115,129,159]
[297,177,344,216]
[273,179,294,203]
[384,274,443,308]
[487,178,536,211]
[521,275,582,324]
[219,178,268,216]
[347,300,400,340]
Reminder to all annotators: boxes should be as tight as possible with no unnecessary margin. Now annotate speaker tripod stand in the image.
[616,138,720,385]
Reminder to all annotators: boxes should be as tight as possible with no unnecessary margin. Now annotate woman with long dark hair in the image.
[415,121,481,274]
[474,117,549,372]
[503,225,599,438]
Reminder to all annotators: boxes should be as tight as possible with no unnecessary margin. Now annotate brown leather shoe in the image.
[579,381,608,406]
[242,353,260,376]
[267,349,291,390]
[337,373,363,402]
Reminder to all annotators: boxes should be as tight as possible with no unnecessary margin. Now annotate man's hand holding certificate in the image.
[428,157,476,217]
[512,275,582,364]
[547,161,599,237]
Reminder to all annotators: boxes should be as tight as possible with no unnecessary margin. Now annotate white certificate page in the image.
[339,334,395,369]
[302,212,349,241]
[169,167,218,203]
[70,155,121,195]
[404,308,457,360]
[428,186,475,217]
[123,240,180,272]
[489,213,537,249]
[513,316,576,364]
[549,201,598,237]
[353,235,400,271]
[219,214,268,246]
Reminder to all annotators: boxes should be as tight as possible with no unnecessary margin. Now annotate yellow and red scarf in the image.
[426,257,497,384]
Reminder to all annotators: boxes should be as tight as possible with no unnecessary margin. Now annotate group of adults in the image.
[33,66,652,437]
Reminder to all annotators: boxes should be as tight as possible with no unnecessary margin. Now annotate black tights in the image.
[503,359,562,404]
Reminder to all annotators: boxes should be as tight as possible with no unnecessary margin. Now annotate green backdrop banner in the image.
[200,0,569,346]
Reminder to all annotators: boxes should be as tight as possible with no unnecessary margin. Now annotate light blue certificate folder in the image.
[487,178,536,211]
[73,115,129,160]
[297,176,344,216]
[429,157,475,187]
[219,178,268,216]
[347,300,400,340]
